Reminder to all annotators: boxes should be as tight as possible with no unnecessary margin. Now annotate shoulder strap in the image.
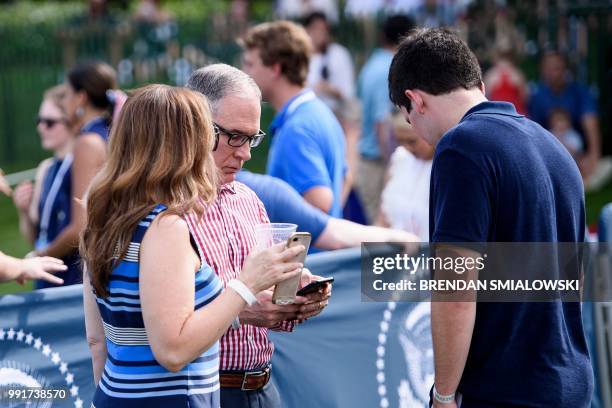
[183,212,207,269]
[129,204,168,245]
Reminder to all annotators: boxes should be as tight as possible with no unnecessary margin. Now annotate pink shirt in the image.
[184,181,293,371]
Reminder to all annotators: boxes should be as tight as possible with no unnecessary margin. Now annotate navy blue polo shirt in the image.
[430,101,593,407]
[236,170,329,244]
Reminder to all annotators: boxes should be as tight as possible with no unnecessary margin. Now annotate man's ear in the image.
[404,89,424,114]
[271,62,282,79]
[479,81,486,95]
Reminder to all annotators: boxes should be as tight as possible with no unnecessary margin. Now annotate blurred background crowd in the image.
[0,0,611,294]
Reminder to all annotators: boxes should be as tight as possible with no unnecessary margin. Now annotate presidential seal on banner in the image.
[376,302,434,408]
[0,327,84,408]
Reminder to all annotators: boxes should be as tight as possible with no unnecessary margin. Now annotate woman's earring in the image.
[75,106,85,118]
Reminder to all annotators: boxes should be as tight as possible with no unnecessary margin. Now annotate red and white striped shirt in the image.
[184,181,294,371]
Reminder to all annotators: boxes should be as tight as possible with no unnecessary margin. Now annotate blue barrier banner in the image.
[0,285,93,407]
[271,248,433,408]
[0,248,434,407]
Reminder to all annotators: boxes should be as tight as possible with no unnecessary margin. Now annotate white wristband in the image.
[433,385,455,404]
[228,279,258,306]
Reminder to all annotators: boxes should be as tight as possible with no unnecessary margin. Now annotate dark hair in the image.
[388,28,482,112]
[68,61,117,113]
[382,14,415,46]
[303,11,328,28]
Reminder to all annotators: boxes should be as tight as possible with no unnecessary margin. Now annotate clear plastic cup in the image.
[254,223,298,250]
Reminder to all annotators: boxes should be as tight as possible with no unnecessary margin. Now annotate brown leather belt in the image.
[219,366,271,391]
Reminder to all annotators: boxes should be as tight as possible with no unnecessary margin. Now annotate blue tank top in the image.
[35,116,110,289]
[92,204,223,408]
[35,156,79,289]
[80,116,110,141]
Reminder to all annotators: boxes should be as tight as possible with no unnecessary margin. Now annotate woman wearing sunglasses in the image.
[24,62,119,279]
[12,85,79,288]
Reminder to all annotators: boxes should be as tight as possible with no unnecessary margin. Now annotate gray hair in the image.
[186,64,261,113]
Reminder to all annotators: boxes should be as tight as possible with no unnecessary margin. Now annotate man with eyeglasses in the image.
[211,122,265,151]
[185,64,331,408]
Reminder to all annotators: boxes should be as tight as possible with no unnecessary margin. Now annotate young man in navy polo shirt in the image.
[388,28,593,407]
[241,21,347,218]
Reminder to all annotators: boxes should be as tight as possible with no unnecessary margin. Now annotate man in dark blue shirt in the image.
[388,28,593,407]
[528,51,600,180]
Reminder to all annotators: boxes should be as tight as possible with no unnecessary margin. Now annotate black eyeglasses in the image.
[36,117,64,128]
[212,123,265,151]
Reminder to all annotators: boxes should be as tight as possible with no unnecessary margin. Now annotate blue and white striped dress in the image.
[92,204,224,408]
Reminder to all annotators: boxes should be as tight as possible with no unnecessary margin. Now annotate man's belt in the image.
[219,365,271,391]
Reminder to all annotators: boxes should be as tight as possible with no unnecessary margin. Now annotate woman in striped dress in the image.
[80,85,304,408]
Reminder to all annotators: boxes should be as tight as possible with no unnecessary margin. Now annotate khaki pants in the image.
[356,157,386,224]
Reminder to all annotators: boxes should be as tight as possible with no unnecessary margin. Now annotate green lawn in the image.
[586,182,612,227]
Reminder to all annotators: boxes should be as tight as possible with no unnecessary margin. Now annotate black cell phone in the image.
[296,277,334,296]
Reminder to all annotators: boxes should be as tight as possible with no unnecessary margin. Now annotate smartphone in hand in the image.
[296,277,334,296]
[272,232,311,305]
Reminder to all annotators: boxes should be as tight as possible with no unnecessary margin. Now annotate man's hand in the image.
[239,290,303,328]
[238,268,333,327]
[294,274,332,320]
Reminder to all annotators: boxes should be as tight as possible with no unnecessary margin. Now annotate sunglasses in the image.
[37,117,65,128]
[213,123,265,151]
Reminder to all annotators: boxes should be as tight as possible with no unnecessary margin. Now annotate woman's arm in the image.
[139,215,248,372]
[139,215,303,372]
[41,134,106,258]
[83,267,107,385]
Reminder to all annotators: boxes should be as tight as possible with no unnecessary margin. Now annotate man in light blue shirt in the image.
[357,14,414,223]
[236,170,417,249]
[242,20,346,218]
